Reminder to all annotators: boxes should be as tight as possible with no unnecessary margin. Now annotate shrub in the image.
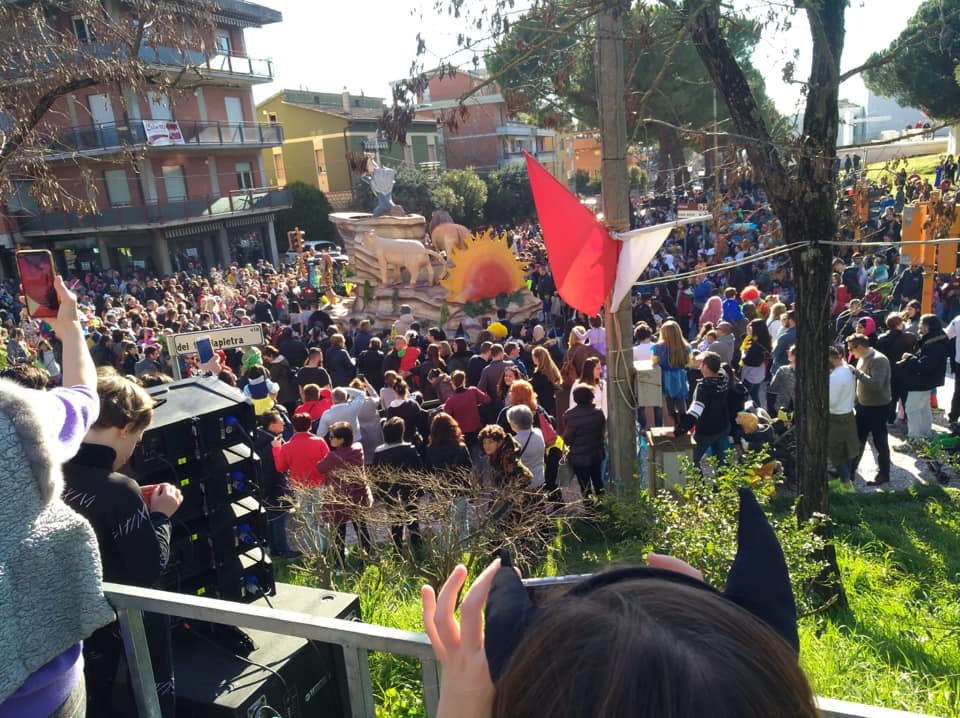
[597,451,829,616]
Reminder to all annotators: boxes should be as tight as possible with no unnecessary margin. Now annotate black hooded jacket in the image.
[677,372,730,437]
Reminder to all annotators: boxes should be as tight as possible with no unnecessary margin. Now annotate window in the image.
[427,137,437,163]
[147,92,171,121]
[215,31,231,55]
[235,161,253,189]
[161,166,186,201]
[104,169,132,206]
[403,142,414,164]
[273,153,286,185]
[267,112,278,125]
[72,16,92,43]
[314,149,325,175]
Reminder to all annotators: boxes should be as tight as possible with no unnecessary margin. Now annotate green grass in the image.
[798,485,960,716]
[865,153,943,185]
[275,485,960,716]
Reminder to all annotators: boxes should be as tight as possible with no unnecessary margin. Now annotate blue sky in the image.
[246,1,922,115]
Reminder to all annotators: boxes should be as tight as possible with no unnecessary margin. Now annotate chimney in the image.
[342,87,350,114]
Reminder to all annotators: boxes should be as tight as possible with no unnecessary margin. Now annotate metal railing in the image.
[16,187,291,235]
[136,45,274,80]
[105,582,440,718]
[103,581,935,718]
[44,120,283,155]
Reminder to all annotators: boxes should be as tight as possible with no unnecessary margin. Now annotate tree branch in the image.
[839,6,960,83]
[0,77,99,174]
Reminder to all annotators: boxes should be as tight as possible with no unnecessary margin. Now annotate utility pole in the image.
[597,3,636,496]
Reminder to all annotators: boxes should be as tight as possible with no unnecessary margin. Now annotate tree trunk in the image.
[655,124,686,194]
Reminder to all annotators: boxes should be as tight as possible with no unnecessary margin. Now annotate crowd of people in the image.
[3,165,959,717]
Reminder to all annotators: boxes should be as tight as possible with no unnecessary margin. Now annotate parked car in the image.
[285,240,348,265]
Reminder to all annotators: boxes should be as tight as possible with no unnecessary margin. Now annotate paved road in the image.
[853,372,959,492]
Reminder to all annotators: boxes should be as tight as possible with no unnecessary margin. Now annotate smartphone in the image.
[16,250,59,319]
[196,337,214,364]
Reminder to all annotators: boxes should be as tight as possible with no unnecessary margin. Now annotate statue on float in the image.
[428,210,471,254]
[357,229,444,288]
[361,157,404,218]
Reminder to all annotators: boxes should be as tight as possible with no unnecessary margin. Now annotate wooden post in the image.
[597,3,636,495]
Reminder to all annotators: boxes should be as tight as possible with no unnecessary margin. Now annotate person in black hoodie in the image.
[675,351,731,465]
[562,385,606,497]
[62,371,183,718]
[898,314,951,439]
[254,410,296,558]
[372,417,424,550]
[875,313,916,423]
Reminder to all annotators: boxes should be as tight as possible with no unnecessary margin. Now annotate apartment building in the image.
[2,0,287,277]
[258,89,442,209]
[422,70,561,179]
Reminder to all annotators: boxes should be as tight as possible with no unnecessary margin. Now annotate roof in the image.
[281,102,437,128]
[206,0,282,27]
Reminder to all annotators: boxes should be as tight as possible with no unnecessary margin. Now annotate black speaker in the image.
[173,583,361,718]
[131,376,256,475]
[128,376,275,603]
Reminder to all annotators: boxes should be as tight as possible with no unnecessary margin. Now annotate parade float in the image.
[328,158,539,332]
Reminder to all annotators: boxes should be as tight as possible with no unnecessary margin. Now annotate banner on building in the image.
[142,120,185,146]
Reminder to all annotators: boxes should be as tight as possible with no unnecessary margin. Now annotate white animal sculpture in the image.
[358,230,444,288]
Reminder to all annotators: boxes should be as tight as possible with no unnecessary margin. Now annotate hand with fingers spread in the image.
[422,560,500,718]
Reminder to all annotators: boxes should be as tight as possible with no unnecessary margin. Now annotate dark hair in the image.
[490,343,505,358]
[478,424,507,443]
[303,383,322,401]
[579,356,601,386]
[383,416,405,443]
[885,314,903,330]
[699,351,722,373]
[429,412,464,446]
[0,365,50,390]
[451,370,466,388]
[846,333,870,349]
[259,411,283,429]
[724,286,737,299]
[292,412,313,432]
[572,385,595,406]
[633,322,652,343]
[493,579,816,718]
[748,318,772,351]
[920,313,943,333]
[480,341,493,354]
[828,346,842,361]
[329,421,354,445]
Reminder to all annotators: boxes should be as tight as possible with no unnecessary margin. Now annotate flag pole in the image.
[597,2,637,497]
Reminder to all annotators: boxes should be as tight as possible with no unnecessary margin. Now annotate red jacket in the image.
[295,392,332,422]
[273,432,330,489]
[443,386,491,434]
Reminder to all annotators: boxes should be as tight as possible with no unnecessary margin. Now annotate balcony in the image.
[137,45,274,81]
[16,187,291,236]
[43,120,283,158]
[501,150,555,168]
[496,122,556,138]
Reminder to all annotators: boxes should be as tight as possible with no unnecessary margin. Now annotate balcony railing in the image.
[16,187,291,235]
[137,45,274,80]
[44,120,283,155]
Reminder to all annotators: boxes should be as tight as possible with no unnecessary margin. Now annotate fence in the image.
[104,581,934,718]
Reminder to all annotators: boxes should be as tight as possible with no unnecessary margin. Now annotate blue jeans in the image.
[268,509,291,555]
[693,430,730,465]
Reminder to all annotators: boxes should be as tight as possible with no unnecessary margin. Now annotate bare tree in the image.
[0,0,216,213]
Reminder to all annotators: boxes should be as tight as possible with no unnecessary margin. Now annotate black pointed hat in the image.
[483,488,798,682]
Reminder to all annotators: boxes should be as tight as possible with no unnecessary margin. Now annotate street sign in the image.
[171,325,265,356]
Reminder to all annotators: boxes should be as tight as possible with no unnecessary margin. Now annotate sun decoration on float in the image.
[440,229,529,303]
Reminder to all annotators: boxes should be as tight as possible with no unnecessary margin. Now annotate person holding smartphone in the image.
[0,275,116,718]
[62,372,183,717]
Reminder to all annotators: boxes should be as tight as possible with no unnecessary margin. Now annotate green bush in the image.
[484,164,536,222]
[597,452,829,615]
[435,168,487,225]
[274,181,336,249]
[429,183,463,218]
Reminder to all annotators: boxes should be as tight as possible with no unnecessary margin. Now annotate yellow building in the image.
[257,89,441,208]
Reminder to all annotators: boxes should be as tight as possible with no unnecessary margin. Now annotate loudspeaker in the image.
[173,583,360,718]
[128,376,275,603]
[131,376,256,475]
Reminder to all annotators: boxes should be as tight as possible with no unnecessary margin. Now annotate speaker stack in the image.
[130,375,275,602]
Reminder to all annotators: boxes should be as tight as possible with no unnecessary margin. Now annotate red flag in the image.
[523,150,619,316]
